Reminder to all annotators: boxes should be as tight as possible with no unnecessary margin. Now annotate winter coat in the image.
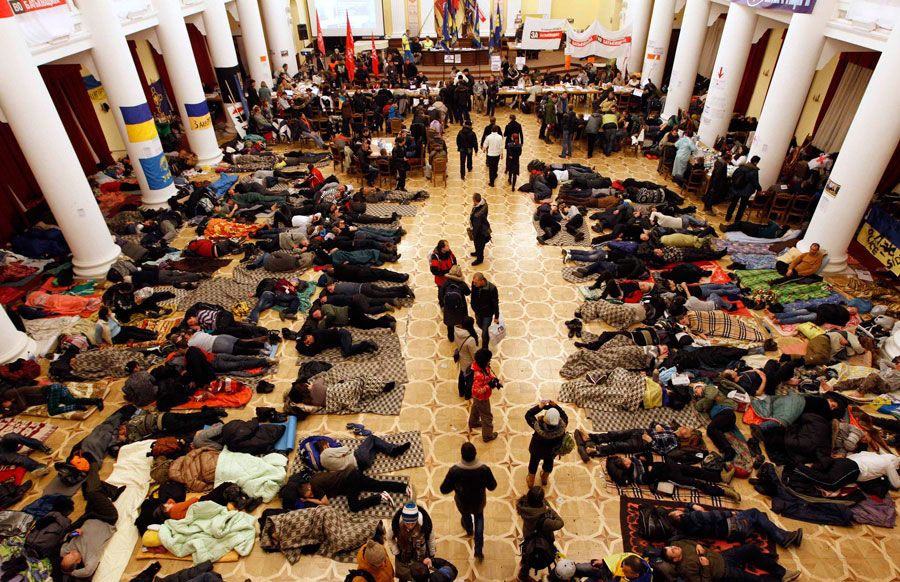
[470,282,499,320]
[456,127,478,151]
[438,279,470,326]
[169,447,221,492]
[470,202,491,239]
[749,392,805,427]
[516,497,563,538]
[784,413,833,465]
[123,371,158,407]
[525,404,568,458]
[429,248,457,286]
[25,511,70,556]
[454,329,479,373]
[219,419,285,455]
[730,162,761,198]
[439,460,497,514]
[471,362,496,401]
[585,112,603,134]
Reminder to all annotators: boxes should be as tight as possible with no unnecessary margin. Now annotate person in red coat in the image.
[429,239,457,286]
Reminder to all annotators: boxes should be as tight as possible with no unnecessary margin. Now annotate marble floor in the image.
[20,105,897,582]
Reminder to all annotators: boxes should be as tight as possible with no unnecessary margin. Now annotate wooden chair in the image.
[657,145,676,179]
[431,156,448,187]
[616,93,630,112]
[349,156,364,186]
[681,168,708,199]
[748,188,775,220]
[329,144,344,172]
[407,143,424,176]
[389,117,403,135]
[376,158,393,187]
[766,192,794,223]
[365,110,376,134]
[784,194,814,225]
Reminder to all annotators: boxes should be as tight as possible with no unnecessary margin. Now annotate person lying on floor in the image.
[286,376,397,415]
[643,245,728,267]
[250,226,312,253]
[668,291,740,314]
[60,462,123,578]
[787,450,900,491]
[605,454,741,502]
[774,303,857,326]
[318,263,411,284]
[572,253,647,280]
[691,384,739,462]
[281,467,409,512]
[317,247,400,267]
[663,540,800,582]
[183,303,270,339]
[308,434,412,472]
[574,423,696,459]
[248,277,305,323]
[103,282,175,321]
[720,219,790,239]
[784,330,869,367]
[175,330,273,357]
[245,249,315,272]
[0,430,53,476]
[322,228,399,255]
[106,261,207,289]
[649,207,709,231]
[721,359,804,397]
[551,554,651,582]
[666,505,802,549]
[573,327,690,351]
[322,280,414,303]
[1,384,103,417]
[307,302,397,332]
[288,328,379,357]
[116,407,227,445]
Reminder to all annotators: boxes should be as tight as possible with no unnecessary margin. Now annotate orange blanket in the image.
[203,218,261,239]
[173,386,254,409]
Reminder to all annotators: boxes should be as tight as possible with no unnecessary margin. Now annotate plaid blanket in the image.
[295,329,407,379]
[71,350,163,380]
[578,300,645,330]
[686,311,766,344]
[731,253,778,270]
[713,240,776,255]
[735,269,833,305]
[260,506,381,564]
[288,431,424,477]
[559,335,650,380]
[606,479,735,506]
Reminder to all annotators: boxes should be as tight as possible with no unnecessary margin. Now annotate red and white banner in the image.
[8,0,74,45]
[519,17,566,50]
[564,21,631,67]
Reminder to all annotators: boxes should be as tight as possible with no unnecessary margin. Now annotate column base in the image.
[0,332,36,365]
[72,238,122,280]
[197,151,224,167]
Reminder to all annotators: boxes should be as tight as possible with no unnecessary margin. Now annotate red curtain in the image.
[149,44,177,113]
[734,30,770,115]
[188,24,218,90]
[39,65,113,174]
[813,51,881,135]
[0,124,39,244]
[128,40,159,115]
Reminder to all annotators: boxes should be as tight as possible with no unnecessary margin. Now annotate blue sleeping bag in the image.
[11,228,69,258]
[208,173,239,199]
[298,435,339,470]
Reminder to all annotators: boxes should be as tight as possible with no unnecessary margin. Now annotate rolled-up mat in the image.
[272,415,298,452]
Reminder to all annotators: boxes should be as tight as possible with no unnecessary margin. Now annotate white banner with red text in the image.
[519,17,566,50]
[564,21,632,68]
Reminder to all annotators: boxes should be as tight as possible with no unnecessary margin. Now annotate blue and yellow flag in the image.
[139,151,174,190]
[185,101,213,131]
[440,2,451,51]
[488,1,502,56]
[120,103,156,143]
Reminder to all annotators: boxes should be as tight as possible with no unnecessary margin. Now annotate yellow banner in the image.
[189,114,212,131]
[857,223,900,276]
[88,86,106,102]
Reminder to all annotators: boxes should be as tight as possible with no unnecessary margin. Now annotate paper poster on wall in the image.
[729,0,817,14]
[520,17,566,50]
[406,0,419,35]
[824,179,840,198]
[515,56,526,67]
[491,55,501,71]
[444,54,456,63]
[454,54,461,63]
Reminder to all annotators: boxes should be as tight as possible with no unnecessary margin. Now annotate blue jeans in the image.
[250,253,271,269]
[569,249,607,262]
[249,291,301,324]
[561,130,573,157]
[476,315,492,348]
[729,508,792,546]
[697,283,741,298]
[583,260,616,276]
[774,309,818,325]
[681,215,708,228]
[706,293,733,310]
[353,435,402,470]
[359,226,400,237]
[460,512,485,553]
[356,230,396,243]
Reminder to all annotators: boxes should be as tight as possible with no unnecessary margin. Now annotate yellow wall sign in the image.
[189,114,213,131]
[857,223,900,276]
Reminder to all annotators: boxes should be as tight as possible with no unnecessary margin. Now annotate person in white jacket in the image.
[793,451,900,490]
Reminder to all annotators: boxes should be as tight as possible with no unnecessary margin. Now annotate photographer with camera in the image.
[467,349,501,442]
[525,400,569,489]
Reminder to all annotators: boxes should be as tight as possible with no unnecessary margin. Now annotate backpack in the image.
[555,433,575,457]
[444,284,464,312]
[462,368,475,395]
[730,167,748,193]
[638,506,677,542]
[701,451,725,473]
[522,530,556,570]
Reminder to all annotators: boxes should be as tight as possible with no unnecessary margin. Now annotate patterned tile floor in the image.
[19,106,896,582]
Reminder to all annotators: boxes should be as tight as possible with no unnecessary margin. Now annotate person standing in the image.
[456,121,478,179]
[429,239,458,286]
[486,75,499,117]
[439,266,470,341]
[483,128,504,187]
[439,442,497,560]
[506,134,523,190]
[504,114,523,146]
[392,137,410,191]
[454,80,471,125]
[469,193,491,265]
[540,94,558,143]
[560,111,577,158]
[468,349,500,442]
[453,317,480,399]
[480,117,501,148]
[585,109,602,158]
[470,272,499,346]
[725,155,762,223]
[601,106,620,156]
[525,401,569,488]
[703,151,732,214]
[672,131,699,183]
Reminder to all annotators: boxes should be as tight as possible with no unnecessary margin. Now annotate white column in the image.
[536,0,552,16]
[697,2,758,146]
[260,0,298,76]
[202,0,242,106]
[662,0,710,118]
[420,0,437,37]
[236,0,272,84]
[641,0,676,87]
[505,0,522,36]
[0,7,120,280]
[0,309,35,365]
[749,0,834,188]
[80,0,177,208]
[627,0,653,75]
[152,0,223,166]
[798,25,900,273]
[391,0,407,37]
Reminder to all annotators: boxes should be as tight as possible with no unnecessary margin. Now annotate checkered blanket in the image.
[366,203,418,217]
[559,336,650,380]
[606,480,733,506]
[686,311,766,344]
[288,431,424,477]
[231,264,310,286]
[306,362,408,415]
[561,377,699,431]
[578,300,645,330]
[21,382,109,420]
[713,240,776,255]
[533,220,592,247]
[296,329,407,379]
[174,278,257,311]
[562,261,600,284]
[0,418,56,472]
[260,505,382,565]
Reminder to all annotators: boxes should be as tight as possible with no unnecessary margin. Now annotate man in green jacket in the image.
[664,540,799,582]
[539,94,558,143]
[309,303,396,331]
[692,383,738,462]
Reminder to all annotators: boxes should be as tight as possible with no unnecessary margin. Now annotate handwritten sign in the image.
[857,223,900,276]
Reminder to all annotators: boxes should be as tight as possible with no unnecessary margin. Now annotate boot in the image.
[129,562,162,582]
[720,466,736,484]
[526,473,535,489]
[565,319,578,338]
[571,319,583,338]
[720,485,741,503]
[574,431,590,463]
[540,471,550,486]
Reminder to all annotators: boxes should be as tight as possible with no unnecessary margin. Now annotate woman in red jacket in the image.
[468,349,500,442]
[429,239,457,286]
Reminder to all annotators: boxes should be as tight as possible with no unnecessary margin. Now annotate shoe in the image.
[723,448,737,462]
[390,442,411,457]
[268,331,282,345]
[474,549,484,561]
[31,465,49,478]
[747,437,763,457]
[39,445,52,455]
[483,432,498,442]
[782,529,803,549]
[389,320,397,332]
[470,252,478,257]
[783,569,801,582]
[574,431,590,463]
[382,381,397,392]
[720,485,741,503]
[749,424,764,442]
[752,455,766,471]
[404,284,416,299]
[380,491,395,506]
[472,259,483,266]
[720,466,736,484]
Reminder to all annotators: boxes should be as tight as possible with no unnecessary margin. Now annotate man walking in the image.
[483,127,504,187]
[456,121,478,179]
[725,155,762,223]
[439,442,497,560]
[470,273,499,347]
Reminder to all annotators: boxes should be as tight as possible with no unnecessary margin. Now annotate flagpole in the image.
[417,2,436,38]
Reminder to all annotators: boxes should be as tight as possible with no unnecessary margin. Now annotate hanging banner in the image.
[520,17,566,50]
[184,101,212,131]
[9,0,74,46]
[120,103,157,143]
[564,21,631,67]
[82,74,106,102]
[149,79,173,116]
[139,151,174,191]
[406,0,418,35]
[728,0,817,14]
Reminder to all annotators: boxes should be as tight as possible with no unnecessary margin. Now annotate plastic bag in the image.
[488,315,507,346]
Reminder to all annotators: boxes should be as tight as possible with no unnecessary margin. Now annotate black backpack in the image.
[731,167,749,193]
[522,531,556,570]
[444,284,464,312]
[638,506,677,542]
[461,367,475,394]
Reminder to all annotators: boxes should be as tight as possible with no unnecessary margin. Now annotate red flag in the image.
[345,13,356,83]
[371,34,379,78]
[316,10,325,55]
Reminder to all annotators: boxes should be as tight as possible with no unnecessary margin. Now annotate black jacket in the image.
[730,162,761,198]
[456,127,478,151]
[504,120,524,144]
[439,461,497,514]
[525,404,569,457]
[470,281,499,319]
[470,202,491,238]
[220,419,286,455]
[480,124,501,147]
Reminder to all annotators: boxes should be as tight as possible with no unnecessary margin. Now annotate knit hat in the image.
[401,502,419,523]
[363,540,386,566]
[544,408,560,426]
[555,559,576,580]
